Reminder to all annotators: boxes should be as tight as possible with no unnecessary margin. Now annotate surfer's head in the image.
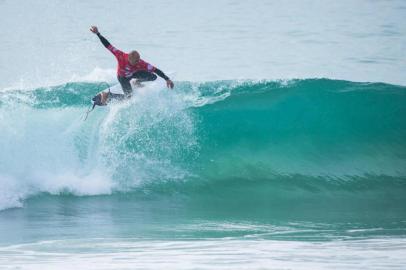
[128,50,140,65]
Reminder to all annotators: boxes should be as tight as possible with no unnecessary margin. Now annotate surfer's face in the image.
[128,51,140,65]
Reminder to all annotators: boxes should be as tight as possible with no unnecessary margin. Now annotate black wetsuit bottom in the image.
[118,71,157,96]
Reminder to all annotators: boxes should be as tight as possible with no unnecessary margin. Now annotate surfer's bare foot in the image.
[100,91,109,105]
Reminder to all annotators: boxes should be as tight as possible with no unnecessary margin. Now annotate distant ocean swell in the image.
[0,79,405,212]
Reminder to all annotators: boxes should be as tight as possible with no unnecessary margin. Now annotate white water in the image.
[0,78,201,211]
[1,238,406,270]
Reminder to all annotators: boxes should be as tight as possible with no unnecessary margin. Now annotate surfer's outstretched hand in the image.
[90,26,99,34]
[166,79,174,89]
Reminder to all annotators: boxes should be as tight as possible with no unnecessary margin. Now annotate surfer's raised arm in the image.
[90,26,125,60]
[90,26,110,48]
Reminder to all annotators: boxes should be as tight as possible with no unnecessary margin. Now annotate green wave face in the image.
[195,79,406,179]
[0,79,406,222]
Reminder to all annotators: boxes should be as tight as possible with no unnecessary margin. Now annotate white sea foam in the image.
[0,80,199,211]
[0,238,405,270]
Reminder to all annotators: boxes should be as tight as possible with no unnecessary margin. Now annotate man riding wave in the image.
[90,26,174,104]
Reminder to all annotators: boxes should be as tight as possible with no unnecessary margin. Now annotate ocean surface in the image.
[1,0,406,269]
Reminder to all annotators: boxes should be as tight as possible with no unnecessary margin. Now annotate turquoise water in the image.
[1,0,406,269]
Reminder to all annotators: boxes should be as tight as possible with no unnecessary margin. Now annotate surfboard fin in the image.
[83,103,96,121]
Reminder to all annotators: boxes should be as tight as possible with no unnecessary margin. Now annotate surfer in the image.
[90,26,174,102]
